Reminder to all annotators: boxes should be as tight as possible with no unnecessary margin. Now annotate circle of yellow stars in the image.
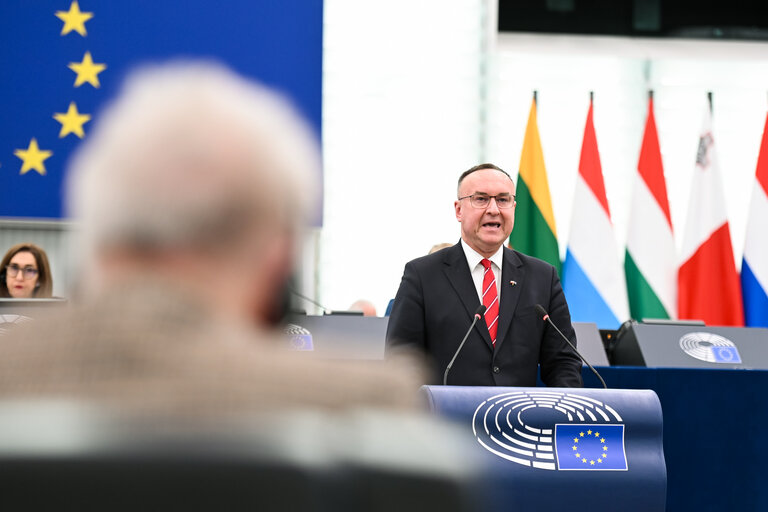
[571,429,609,466]
[11,1,105,176]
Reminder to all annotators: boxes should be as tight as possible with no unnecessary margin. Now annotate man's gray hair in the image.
[67,61,320,258]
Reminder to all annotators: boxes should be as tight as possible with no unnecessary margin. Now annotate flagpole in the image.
[707,91,713,114]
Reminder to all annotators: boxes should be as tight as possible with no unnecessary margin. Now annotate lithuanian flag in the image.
[509,96,561,275]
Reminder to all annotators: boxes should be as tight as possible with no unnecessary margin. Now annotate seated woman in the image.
[0,243,53,298]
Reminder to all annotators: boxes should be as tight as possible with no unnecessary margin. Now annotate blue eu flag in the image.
[712,346,741,363]
[0,0,322,220]
[555,424,627,471]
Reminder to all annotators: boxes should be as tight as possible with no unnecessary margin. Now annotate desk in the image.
[582,366,768,511]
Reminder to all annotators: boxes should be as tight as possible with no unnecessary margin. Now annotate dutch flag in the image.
[741,111,768,327]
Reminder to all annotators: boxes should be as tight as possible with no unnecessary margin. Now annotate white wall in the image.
[318,0,486,315]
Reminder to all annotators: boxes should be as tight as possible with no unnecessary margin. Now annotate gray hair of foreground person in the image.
[66,62,319,321]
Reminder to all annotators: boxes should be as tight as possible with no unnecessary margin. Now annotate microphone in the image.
[289,288,332,315]
[443,305,486,386]
[535,304,607,389]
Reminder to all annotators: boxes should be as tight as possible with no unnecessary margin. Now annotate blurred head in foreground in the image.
[67,61,319,327]
[0,61,427,414]
[0,242,53,299]
[0,62,485,510]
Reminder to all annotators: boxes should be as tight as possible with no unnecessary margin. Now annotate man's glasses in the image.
[5,264,39,280]
[458,193,515,209]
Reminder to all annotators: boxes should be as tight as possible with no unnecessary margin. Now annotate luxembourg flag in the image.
[625,93,676,320]
[678,102,744,326]
[562,96,629,329]
[741,111,768,327]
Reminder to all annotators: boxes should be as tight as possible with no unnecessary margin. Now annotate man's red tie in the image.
[481,259,499,345]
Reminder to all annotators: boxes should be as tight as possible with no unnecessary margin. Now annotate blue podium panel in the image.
[581,366,768,512]
[422,386,666,512]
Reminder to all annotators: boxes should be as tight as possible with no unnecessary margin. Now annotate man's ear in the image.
[454,200,462,222]
[252,233,295,327]
[264,274,292,327]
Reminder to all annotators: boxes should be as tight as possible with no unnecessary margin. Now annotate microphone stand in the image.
[443,305,486,385]
[536,304,607,389]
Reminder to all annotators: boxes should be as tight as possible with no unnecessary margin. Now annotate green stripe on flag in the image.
[510,177,562,275]
[625,250,670,320]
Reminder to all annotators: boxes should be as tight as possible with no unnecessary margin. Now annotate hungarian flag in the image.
[624,95,676,320]
[509,96,561,274]
[678,103,744,326]
[741,111,768,327]
[562,96,629,329]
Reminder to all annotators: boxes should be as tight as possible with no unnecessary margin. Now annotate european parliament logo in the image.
[679,332,742,364]
[472,391,627,471]
[284,323,314,351]
[0,315,33,337]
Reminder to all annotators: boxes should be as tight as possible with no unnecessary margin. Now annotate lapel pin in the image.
[509,280,517,286]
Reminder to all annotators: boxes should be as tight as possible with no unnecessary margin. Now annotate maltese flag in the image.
[678,102,744,326]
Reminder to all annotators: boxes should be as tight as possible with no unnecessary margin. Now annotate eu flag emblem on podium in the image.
[712,346,742,363]
[555,424,627,470]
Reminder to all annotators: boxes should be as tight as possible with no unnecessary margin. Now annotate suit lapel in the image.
[495,247,524,351]
[443,243,494,348]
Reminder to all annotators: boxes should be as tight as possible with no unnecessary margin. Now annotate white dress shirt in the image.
[460,239,504,303]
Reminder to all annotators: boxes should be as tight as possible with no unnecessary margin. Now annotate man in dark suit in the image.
[386,163,582,387]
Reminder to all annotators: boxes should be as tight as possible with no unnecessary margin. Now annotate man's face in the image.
[454,169,516,258]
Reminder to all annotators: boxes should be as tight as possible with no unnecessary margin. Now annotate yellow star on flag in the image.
[14,138,53,175]
[53,102,91,138]
[69,51,106,88]
[55,1,94,37]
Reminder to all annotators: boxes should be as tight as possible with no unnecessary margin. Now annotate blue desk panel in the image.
[582,366,768,512]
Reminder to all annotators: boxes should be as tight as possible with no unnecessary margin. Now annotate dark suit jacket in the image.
[386,242,583,387]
